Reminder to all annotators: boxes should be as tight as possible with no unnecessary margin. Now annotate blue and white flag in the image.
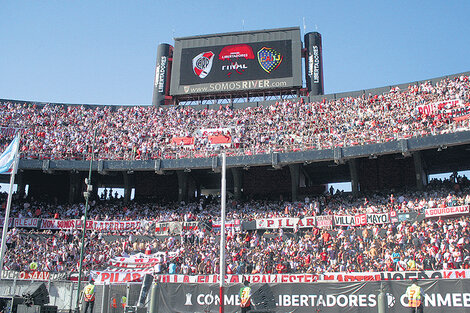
[0,135,20,174]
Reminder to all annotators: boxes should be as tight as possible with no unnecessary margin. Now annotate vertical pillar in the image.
[289,164,300,202]
[16,171,26,199]
[123,172,132,203]
[177,171,188,203]
[101,283,110,313]
[91,174,99,200]
[231,168,243,200]
[413,151,426,191]
[69,172,81,203]
[349,159,360,196]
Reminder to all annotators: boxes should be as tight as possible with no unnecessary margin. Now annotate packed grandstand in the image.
[0,73,470,284]
[1,74,469,161]
[0,176,469,278]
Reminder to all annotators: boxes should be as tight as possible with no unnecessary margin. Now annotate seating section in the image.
[0,75,469,160]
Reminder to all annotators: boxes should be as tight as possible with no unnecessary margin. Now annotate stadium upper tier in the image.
[1,74,469,161]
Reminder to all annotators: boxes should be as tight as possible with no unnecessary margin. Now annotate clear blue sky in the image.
[1,0,469,105]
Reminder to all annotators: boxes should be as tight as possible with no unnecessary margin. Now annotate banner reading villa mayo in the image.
[89,269,470,285]
[425,205,470,218]
[256,213,390,229]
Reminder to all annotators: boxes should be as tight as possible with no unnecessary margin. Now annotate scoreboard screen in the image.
[170,27,302,96]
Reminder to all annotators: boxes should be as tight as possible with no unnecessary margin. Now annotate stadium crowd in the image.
[1,176,470,276]
[0,75,469,160]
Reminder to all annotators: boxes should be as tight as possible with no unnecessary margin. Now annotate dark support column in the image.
[177,171,188,203]
[349,159,359,196]
[69,172,81,203]
[187,174,196,202]
[16,171,25,199]
[413,151,426,191]
[231,168,243,200]
[289,163,300,202]
[91,174,99,200]
[123,172,132,203]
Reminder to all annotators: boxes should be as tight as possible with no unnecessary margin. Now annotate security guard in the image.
[239,280,252,313]
[83,279,96,313]
[29,260,38,271]
[406,278,423,313]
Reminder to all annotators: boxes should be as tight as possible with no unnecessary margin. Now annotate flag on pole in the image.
[0,135,20,174]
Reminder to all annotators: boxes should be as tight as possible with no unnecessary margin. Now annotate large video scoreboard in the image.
[169,27,302,96]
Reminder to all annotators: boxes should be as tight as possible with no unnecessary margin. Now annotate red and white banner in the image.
[212,219,241,232]
[88,270,470,284]
[417,99,463,116]
[13,218,39,228]
[155,221,199,235]
[425,205,470,218]
[0,127,21,138]
[90,220,142,231]
[155,222,170,235]
[107,252,177,270]
[1,270,67,281]
[316,215,333,228]
[366,213,390,224]
[321,269,470,282]
[91,271,152,284]
[256,214,391,229]
[40,219,142,231]
[90,272,319,284]
[0,218,39,228]
[333,213,389,227]
[171,136,194,145]
[256,217,316,229]
[40,219,80,230]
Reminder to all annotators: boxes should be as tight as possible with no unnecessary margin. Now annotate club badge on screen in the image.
[257,47,283,73]
[192,51,215,78]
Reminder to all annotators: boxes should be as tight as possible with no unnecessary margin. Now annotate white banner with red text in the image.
[88,269,470,284]
[1,270,67,281]
[425,205,470,218]
[416,99,464,116]
[39,219,143,231]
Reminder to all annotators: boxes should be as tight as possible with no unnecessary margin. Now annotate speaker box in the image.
[17,304,41,313]
[251,284,276,311]
[137,274,154,306]
[22,283,50,306]
[17,305,57,313]
[0,296,24,313]
[124,307,146,313]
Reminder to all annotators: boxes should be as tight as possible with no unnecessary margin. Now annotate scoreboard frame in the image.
[169,27,302,99]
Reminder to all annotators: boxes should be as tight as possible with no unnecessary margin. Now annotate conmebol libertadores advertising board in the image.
[169,27,302,96]
[156,280,470,313]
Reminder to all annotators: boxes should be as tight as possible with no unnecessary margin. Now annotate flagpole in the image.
[0,136,21,280]
[219,153,226,313]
